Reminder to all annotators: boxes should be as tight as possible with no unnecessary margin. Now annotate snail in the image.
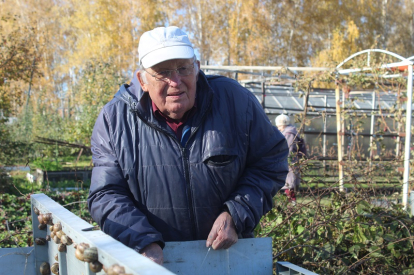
[42,213,52,225]
[53,235,61,244]
[49,225,54,232]
[75,242,90,261]
[35,238,47,245]
[53,222,62,232]
[38,224,47,230]
[50,231,56,239]
[83,247,98,262]
[77,242,89,253]
[51,262,59,275]
[89,261,103,273]
[39,262,50,275]
[46,235,51,241]
[54,253,58,261]
[33,206,40,215]
[58,243,67,252]
[38,214,44,224]
[56,230,64,239]
[105,264,125,275]
[61,235,72,245]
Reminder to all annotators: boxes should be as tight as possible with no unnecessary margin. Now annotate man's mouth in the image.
[168,92,185,96]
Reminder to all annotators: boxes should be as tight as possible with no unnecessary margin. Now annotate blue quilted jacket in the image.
[87,71,288,252]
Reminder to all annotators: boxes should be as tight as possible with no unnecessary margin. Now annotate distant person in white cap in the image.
[275,114,307,206]
[88,26,289,265]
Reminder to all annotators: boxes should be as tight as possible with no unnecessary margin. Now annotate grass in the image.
[29,155,92,171]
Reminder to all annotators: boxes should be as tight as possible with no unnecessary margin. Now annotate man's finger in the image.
[206,228,218,247]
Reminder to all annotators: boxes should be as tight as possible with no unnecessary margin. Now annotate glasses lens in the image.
[177,65,194,76]
[151,63,195,81]
[155,71,171,80]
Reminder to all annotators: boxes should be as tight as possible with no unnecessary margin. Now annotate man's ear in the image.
[195,60,201,81]
[137,70,149,92]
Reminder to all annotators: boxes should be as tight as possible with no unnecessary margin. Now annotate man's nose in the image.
[167,70,182,86]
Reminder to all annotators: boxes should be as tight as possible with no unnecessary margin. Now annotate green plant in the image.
[0,190,94,248]
[257,191,414,274]
[31,158,62,171]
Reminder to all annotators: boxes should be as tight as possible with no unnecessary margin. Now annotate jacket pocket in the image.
[202,151,241,202]
[205,155,237,166]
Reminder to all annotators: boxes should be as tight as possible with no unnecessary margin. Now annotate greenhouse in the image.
[202,49,414,209]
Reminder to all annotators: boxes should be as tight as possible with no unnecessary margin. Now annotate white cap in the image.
[138,26,195,68]
[275,114,290,126]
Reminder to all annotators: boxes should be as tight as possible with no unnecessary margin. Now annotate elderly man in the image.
[88,26,289,265]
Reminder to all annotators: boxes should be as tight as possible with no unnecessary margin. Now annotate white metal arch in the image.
[336,49,409,69]
[335,49,413,210]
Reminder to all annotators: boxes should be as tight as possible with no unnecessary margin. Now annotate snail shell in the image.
[77,243,90,253]
[107,264,125,275]
[35,238,47,245]
[58,243,67,252]
[83,247,98,262]
[51,262,59,275]
[38,224,47,230]
[53,222,62,232]
[89,261,103,273]
[50,231,56,239]
[54,253,58,261]
[53,235,61,244]
[61,235,72,245]
[38,214,44,224]
[45,235,51,241]
[75,248,85,261]
[49,225,54,232]
[39,262,50,275]
[34,207,40,215]
[42,213,52,224]
[56,230,64,239]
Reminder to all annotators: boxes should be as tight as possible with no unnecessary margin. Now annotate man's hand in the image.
[140,243,163,265]
[206,211,238,250]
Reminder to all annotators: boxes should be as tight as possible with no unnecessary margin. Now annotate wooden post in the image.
[335,84,344,192]
[323,95,327,170]
[369,92,376,160]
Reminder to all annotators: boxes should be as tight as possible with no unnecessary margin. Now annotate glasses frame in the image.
[143,61,196,82]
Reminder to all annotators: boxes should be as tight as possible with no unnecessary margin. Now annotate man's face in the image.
[137,58,200,121]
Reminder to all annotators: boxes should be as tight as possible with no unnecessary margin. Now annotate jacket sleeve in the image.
[87,108,164,252]
[285,132,298,154]
[224,94,289,237]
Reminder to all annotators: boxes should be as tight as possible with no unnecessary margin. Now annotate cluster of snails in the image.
[35,205,53,231]
[39,262,59,275]
[33,207,67,275]
[33,206,131,274]
[49,221,73,252]
[103,264,133,275]
[74,243,103,273]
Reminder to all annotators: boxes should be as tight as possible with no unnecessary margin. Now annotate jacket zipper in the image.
[134,114,199,240]
[133,93,212,241]
[181,147,197,240]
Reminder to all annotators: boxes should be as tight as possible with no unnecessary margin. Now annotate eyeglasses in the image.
[144,62,196,81]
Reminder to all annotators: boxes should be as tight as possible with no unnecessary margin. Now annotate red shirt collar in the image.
[151,101,197,139]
